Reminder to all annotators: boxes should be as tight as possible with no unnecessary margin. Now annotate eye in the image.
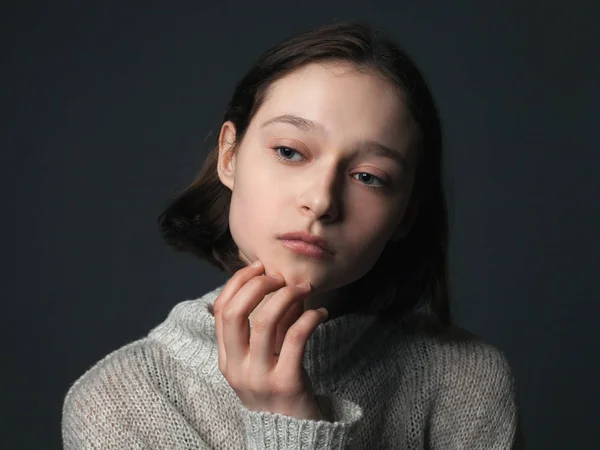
[352,173,385,189]
[273,146,305,163]
[272,146,387,190]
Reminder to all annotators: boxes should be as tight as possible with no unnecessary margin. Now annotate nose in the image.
[298,165,341,223]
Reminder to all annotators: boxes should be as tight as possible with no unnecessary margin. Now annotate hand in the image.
[213,260,329,421]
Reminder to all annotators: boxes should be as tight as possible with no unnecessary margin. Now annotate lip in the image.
[278,231,333,254]
[280,239,330,258]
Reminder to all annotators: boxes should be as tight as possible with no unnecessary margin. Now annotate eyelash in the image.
[272,146,387,190]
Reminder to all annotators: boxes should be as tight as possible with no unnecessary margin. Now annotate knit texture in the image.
[62,284,524,449]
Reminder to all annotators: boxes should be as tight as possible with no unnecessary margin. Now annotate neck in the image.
[303,283,351,321]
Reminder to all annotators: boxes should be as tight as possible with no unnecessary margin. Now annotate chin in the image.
[261,263,313,286]
[245,250,334,292]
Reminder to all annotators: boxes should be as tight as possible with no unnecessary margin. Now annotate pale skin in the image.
[213,61,419,420]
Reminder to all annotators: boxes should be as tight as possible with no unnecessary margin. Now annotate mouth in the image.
[279,239,331,258]
[278,231,333,254]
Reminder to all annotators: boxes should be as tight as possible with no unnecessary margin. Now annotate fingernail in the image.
[317,308,328,320]
[251,260,262,268]
[297,281,311,290]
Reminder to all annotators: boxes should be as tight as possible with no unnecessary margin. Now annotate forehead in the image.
[254,62,415,147]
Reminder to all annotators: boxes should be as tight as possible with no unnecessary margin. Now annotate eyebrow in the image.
[260,114,407,169]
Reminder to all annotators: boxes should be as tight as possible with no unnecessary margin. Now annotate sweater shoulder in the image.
[383,321,514,384]
[61,336,223,448]
[63,284,226,412]
[61,338,152,447]
[404,327,523,449]
[400,324,517,391]
[62,338,150,412]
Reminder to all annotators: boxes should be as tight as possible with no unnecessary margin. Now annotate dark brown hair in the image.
[158,21,452,331]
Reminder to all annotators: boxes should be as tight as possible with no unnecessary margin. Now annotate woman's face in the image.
[217,61,418,297]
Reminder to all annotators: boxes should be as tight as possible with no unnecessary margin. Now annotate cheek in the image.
[347,207,397,247]
[342,209,400,269]
[227,174,279,257]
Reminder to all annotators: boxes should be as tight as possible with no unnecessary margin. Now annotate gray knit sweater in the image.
[62,284,524,449]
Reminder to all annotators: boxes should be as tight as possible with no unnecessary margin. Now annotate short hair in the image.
[158,21,452,332]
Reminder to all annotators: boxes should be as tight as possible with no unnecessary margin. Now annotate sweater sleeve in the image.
[428,343,525,449]
[238,392,363,449]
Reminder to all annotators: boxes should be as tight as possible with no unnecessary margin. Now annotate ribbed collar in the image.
[148,283,384,394]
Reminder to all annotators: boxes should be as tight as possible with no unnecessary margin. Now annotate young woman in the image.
[62,21,524,449]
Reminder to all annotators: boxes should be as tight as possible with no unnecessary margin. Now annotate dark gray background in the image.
[3,1,599,449]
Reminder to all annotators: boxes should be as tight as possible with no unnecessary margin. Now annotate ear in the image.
[217,121,238,191]
[391,198,419,243]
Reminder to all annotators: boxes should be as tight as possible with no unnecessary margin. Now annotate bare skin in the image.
[213,260,328,420]
[214,61,419,421]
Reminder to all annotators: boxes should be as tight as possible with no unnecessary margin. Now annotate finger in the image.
[213,260,264,315]
[275,308,328,385]
[221,274,285,369]
[274,297,305,355]
[249,283,311,367]
[214,261,264,372]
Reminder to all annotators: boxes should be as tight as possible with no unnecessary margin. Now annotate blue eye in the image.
[274,146,304,163]
[272,146,387,190]
[352,173,384,188]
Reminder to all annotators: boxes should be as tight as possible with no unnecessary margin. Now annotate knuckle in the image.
[286,325,307,344]
[247,274,284,296]
[251,316,273,333]
[278,285,297,297]
[213,300,224,316]
[213,293,223,309]
[245,276,265,291]
[239,266,259,280]
[221,307,240,323]
[277,285,298,302]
